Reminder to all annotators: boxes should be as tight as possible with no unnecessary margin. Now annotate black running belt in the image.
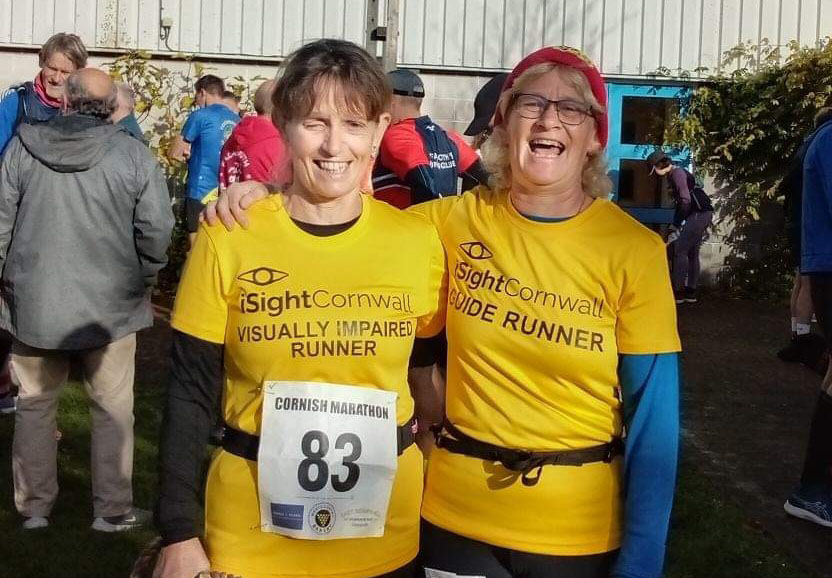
[432,419,623,486]
[221,416,418,461]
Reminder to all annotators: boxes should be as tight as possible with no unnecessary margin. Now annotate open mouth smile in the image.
[314,160,351,175]
[528,139,565,157]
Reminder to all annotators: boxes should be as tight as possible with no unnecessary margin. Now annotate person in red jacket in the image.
[372,69,488,209]
[218,79,286,188]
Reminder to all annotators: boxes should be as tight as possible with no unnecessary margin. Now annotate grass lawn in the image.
[0,380,811,578]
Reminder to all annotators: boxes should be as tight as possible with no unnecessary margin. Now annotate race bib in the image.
[258,381,399,539]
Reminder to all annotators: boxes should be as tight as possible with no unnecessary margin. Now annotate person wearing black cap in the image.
[372,69,488,208]
[647,150,714,303]
[460,73,508,192]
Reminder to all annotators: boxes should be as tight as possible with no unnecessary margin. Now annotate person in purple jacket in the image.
[648,150,715,303]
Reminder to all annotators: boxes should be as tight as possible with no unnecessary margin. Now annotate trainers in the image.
[22,516,49,530]
[0,389,16,415]
[784,485,832,528]
[673,291,685,304]
[91,507,152,532]
[683,287,698,303]
[778,333,828,368]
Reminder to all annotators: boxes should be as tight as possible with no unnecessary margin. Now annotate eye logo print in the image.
[237,267,289,287]
[459,241,493,260]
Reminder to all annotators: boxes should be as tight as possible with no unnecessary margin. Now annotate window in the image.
[620,97,679,145]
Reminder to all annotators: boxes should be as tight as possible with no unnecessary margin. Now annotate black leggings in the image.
[420,520,617,578]
[810,273,832,344]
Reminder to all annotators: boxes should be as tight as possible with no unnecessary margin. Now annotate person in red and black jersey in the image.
[372,69,488,208]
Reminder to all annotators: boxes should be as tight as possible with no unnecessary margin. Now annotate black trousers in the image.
[800,272,832,486]
[420,520,616,578]
[810,273,832,350]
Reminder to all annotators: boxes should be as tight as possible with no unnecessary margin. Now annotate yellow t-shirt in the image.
[409,188,681,555]
[171,194,446,578]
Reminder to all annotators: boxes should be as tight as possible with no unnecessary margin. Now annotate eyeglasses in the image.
[512,93,592,125]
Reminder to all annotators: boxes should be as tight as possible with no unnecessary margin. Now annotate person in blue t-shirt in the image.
[784,117,832,529]
[169,75,240,246]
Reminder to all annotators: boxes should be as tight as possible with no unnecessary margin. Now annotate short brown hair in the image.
[815,107,832,128]
[271,39,391,128]
[195,75,225,97]
[39,33,87,70]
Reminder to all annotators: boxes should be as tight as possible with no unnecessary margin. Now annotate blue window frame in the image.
[606,83,691,225]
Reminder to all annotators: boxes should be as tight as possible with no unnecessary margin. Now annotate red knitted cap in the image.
[493,46,608,148]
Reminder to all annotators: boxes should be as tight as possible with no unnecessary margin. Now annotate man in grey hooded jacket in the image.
[0,68,174,532]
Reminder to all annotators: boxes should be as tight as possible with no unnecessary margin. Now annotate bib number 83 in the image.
[298,430,362,492]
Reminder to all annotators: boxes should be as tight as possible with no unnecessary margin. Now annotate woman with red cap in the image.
[206,45,681,578]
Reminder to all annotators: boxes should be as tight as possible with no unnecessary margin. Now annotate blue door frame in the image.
[606,83,691,224]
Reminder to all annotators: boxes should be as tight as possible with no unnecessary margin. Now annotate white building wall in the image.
[1,0,830,76]
[397,0,832,75]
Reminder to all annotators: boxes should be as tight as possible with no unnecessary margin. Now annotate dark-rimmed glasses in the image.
[512,93,592,125]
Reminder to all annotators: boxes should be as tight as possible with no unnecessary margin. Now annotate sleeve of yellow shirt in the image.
[415,223,448,338]
[406,193,462,233]
[615,239,681,354]
[171,225,231,343]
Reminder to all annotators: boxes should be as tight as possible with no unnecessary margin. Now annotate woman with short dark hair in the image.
[154,39,446,578]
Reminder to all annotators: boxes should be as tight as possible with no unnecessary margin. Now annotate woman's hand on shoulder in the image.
[201,181,270,231]
[151,537,211,578]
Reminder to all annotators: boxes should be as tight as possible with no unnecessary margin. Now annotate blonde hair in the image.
[480,63,612,198]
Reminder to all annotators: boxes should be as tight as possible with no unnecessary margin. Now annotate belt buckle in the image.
[505,449,533,471]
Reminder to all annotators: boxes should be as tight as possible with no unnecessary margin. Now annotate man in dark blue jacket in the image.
[0,33,88,414]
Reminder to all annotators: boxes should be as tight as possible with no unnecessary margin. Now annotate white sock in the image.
[795,322,811,336]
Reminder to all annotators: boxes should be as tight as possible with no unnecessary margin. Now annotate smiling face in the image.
[282,82,389,203]
[504,67,600,196]
[40,52,77,100]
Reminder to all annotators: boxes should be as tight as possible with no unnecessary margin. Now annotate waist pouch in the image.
[221,416,418,461]
[432,419,623,486]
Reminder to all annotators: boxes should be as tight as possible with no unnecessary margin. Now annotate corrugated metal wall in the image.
[396,0,832,75]
[1,0,830,76]
[0,0,369,56]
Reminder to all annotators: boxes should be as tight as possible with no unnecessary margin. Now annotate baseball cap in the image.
[465,73,509,136]
[646,150,671,174]
[493,46,608,148]
[388,69,425,98]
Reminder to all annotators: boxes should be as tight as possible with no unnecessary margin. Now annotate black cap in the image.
[465,73,509,136]
[388,69,425,97]
[646,150,671,174]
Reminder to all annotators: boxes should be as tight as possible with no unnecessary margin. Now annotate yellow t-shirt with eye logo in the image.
[409,187,680,555]
[171,194,446,578]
